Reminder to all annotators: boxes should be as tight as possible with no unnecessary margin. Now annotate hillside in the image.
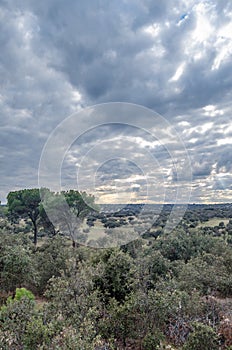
[1,202,232,349]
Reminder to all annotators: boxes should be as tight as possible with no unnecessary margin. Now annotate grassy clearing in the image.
[198,217,230,228]
[81,219,106,240]
[80,219,142,247]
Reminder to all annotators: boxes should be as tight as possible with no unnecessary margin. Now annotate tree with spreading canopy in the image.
[7,189,41,246]
[41,189,98,247]
[7,188,97,247]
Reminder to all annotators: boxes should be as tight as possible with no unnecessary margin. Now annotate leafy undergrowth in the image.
[1,225,232,349]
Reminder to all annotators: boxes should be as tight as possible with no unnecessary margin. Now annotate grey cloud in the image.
[216,146,232,173]
[2,0,231,114]
[211,175,232,191]
[192,161,212,178]
[1,0,232,203]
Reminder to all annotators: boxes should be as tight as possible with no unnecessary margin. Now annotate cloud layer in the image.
[1,0,232,203]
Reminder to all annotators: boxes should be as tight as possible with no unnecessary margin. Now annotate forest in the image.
[0,189,232,349]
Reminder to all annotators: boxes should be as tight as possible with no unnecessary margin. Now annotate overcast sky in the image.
[1,0,232,204]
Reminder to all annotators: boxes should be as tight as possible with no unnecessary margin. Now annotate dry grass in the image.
[198,217,230,228]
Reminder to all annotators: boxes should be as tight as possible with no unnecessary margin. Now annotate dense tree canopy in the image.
[7,189,41,245]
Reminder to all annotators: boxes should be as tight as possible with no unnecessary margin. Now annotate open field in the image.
[198,217,230,228]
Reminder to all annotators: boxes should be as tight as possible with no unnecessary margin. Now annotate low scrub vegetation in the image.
[1,190,232,349]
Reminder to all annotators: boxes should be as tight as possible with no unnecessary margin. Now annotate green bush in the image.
[48,321,105,350]
[183,322,218,350]
[0,244,37,292]
[14,287,35,301]
[142,331,164,350]
[24,316,57,349]
[35,236,70,294]
[0,296,36,349]
[1,288,35,311]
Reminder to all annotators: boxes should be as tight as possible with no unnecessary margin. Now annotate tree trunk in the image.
[72,240,80,248]
[32,219,37,246]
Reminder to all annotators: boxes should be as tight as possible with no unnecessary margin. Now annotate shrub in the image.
[14,287,35,301]
[142,331,164,350]
[0,245,37,292]
[24,316,58,349]
[183,322,218,350]
[0,296,36,349]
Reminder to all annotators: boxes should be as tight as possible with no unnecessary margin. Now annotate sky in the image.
[1,0,232,204]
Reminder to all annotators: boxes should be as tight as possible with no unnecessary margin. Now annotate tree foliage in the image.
[41,189,98,247]
[7,189,41,245]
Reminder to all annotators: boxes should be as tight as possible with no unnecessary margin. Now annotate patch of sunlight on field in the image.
[81,219,139,247]
[199,217,230,227]
[81,219,106,241]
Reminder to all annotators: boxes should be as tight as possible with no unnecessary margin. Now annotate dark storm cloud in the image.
[4,0,226,113]
[2,0,232,111]
[1,0,232,202]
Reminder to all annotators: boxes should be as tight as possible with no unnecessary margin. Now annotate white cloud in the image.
[170,62,186,82]
[217,137,232,146]
[203,105,224,116]
[143,23,161,37]
[192,2,215,43]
